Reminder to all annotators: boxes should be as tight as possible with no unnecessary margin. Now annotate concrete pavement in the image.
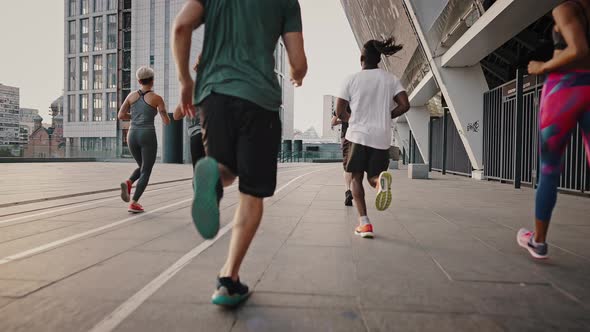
[0,162,588,331]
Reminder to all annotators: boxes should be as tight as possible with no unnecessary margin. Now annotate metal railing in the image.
[278,150,343,163]
[483,76,590,194]
[429,111,473,176]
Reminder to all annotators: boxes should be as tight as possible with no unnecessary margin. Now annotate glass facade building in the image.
[64,0,294,160]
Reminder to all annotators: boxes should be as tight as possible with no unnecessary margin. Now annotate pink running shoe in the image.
[517,228,548,259]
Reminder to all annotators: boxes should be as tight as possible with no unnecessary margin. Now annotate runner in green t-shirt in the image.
[173,0,307,307]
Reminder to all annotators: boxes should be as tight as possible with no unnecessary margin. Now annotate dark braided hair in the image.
[362,37,403,65]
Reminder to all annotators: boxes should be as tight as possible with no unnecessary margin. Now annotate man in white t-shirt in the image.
[336,37,410,238]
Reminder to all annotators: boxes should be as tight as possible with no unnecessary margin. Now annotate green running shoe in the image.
[211,277,251,307]
[192,157,221,239]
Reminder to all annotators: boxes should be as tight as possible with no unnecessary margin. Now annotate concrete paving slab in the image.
[0,163,588,331]
[247,291,358,309]
[363,311,503,332]
[114,302,235,332]
[255,245,359,296]
[37,250,184,301]
[233,306,366,332]
[287,222,352,247]
[0,295,121,332]
[0,163,193,206]
[0,221,74,243]
[0,279,50,298]
[134,224,203,253]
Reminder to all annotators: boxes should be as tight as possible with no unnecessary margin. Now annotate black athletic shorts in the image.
[199,93,282,198]
[345,142,389,179]
[341,138,351,170]
[190,133,205,168]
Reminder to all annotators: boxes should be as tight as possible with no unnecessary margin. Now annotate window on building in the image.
[93,94,103,121]
[81,0,89,15]
[68,21,76,53]
[94,0,105,12]
[123,30,131,50]
[122,70,131,89]
[93,16,103,51]
[107,14,117,49]
[80,56,89,90]
[68,95,76,122]
[68,58,76,90]
[107,92,117,121]
[80,94,89,121]
[80,18,89,53]
[108,0,117,10]
[69,0,76,16]
[123,11,131,29]
[123,50,131,70]
[93,55,103,89]
[106,54,116,88]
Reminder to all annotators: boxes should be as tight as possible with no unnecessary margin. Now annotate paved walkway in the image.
[0,162,588,331]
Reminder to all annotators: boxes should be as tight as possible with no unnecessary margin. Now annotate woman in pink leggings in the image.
[518,0,590,259]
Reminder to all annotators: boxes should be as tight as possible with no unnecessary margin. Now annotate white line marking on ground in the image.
[87,167,330,332]
[0,166,326,265]
[0,185,188,226]
[0,196,193,265]
[0,166,318,227]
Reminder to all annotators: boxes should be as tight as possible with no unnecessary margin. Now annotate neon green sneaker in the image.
[375,171,392,211]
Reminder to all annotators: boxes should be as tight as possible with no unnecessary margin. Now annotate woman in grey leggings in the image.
[118,67,170,213]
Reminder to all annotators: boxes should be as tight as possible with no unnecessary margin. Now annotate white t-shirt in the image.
[337,69,406,150]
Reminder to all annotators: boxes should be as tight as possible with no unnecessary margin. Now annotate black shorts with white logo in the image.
[199,93,282,198]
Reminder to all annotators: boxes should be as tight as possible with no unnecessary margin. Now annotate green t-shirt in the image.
[194,0,302,112]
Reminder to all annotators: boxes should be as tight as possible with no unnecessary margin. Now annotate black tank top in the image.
[553,0,590,50]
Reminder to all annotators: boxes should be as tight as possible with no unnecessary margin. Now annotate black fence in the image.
[429,110,472,176]
[408,130,424,164]
[483,75,590,194]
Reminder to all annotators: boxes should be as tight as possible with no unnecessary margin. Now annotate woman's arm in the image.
[157,96,171,126]
[529,3,590,74]
[117,95,131,120]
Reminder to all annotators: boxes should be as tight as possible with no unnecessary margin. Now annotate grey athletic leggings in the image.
[128,129,157,201]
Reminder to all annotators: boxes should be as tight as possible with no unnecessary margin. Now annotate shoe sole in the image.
[128,209,144,213]
[375,172,392,211]
[120,182,130,203]
[192,157,220,239]
[355,231,374,239]
[211,290,251,307]
[516,234,548,260]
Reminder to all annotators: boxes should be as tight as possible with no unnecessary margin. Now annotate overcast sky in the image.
[0,0,359,133]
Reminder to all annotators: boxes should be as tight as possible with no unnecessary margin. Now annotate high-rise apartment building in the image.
[19,108,40,144]
[275,40,295,141]
[322,95,339,141]
[63,0,120,156]
[64,0,294,160]
[0,84,21,150]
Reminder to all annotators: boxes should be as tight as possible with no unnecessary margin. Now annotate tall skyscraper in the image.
[64,0,294,160]
[63,0,120,157]
[0,84,21,151]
